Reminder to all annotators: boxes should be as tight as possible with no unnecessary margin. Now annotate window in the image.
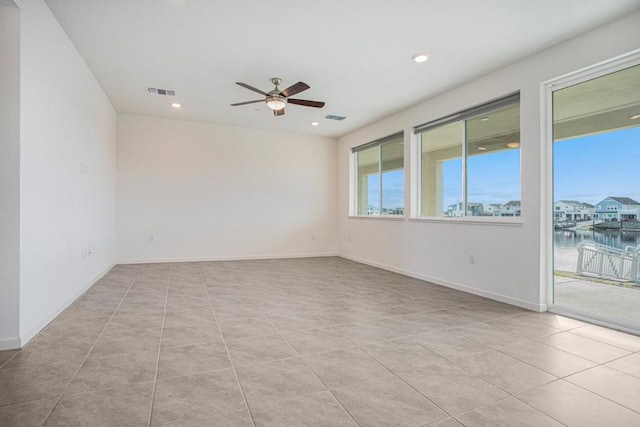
[415,93,520,218]
[352,132,404,216]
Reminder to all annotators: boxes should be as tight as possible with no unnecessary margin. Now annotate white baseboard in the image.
[0,336,21,351]
[339,254,547,312]
[19,263,115,348]
[118,252,339,264]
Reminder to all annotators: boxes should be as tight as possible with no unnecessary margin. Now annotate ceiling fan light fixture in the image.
[506,142,520,149]
[266,95,287,111]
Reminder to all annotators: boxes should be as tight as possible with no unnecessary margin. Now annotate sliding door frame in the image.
[541,49,640,334]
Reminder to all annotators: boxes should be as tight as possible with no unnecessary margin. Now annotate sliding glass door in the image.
[551,59,640,329]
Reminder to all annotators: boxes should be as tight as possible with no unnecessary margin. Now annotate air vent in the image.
[325,114,346,121]
[147,87,176,96]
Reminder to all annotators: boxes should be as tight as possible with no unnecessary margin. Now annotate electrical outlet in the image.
[312,235,316,241]
[469,252,476,264]
[348,235,352,243]
[149,235,155,243]
[88,247,93,257]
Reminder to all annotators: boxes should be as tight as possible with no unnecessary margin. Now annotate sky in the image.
[365,126,640,211]
[553,126,640,205]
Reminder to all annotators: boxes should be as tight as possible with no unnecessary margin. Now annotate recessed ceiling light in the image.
[480,117,489,122]
[477,146,487,151]
[311,121,319,126]
[171,102,181,109]
[630,114,640,120]
[412,53,429,63]
[506,142,520,149]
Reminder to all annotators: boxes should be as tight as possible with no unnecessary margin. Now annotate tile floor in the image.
[1,257,640,426]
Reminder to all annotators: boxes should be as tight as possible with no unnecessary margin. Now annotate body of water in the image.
[554,229,640,272]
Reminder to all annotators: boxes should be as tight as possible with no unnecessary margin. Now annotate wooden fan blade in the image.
[288,99,325,108]
[280,82,310,98]
[273,109,285,116]
[230,99,264,106]
[236,82,268,96]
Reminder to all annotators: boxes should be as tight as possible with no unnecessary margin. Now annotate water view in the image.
[554,229,640,273]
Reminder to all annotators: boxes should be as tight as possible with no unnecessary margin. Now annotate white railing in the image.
[576,242,640,283]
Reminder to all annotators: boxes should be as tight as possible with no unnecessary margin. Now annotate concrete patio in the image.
[555,275,640,323]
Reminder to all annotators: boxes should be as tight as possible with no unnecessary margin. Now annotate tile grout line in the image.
[506,393,570,427]
[200,263,257,427]
[146,263,173,427]
[264,316,363,427]
[352,340,457,423]
[0,269,130,371]
[41,265,145,425]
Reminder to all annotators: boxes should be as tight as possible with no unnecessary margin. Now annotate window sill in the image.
[408,216,524,226]
[348,215,406,221]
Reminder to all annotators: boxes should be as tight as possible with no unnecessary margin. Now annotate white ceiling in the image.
[45,0,640,138]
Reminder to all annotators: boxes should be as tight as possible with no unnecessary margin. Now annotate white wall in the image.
[0,4,21,350]
[117,115,337,262]
[337,12,640,311]
[18,0,117,344]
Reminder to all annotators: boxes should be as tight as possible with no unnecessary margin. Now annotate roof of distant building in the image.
[557,200,584,206]
[581,202,595,208]
[608,197,640,205]
[502,200,521,207]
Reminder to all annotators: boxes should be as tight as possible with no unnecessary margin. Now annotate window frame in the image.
[412,92,522,223]
[350,131,405,218]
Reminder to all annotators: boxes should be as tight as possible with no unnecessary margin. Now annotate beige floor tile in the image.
[485,316,562,338]
[161,324,223,348]
[566,365,640,413]
[0,362,78,405]
[157,342,231,379]
[303,348,391,389]
[397,359,509,414]
[518,379,640,427]
[454,396,563,427]
[605,352,640,378]
[92,324,162,356]
[332,375,447,427]
[66,349,158,394]
[46,382,154,427]
[362,337,445,373]
[570,324,640,351]
[236,357,326,409]
[453,350,556,394]
[151,369,251,426]
[456,397,562,427]
[0,398,56,427]
[4,258,639,426]
[537,331,630,363]
[0,349,18,367]
[226,334,297,366]
[427,418,464,427]
[217,316,280,340]
[251,391,357,427]
[283,327,355,355]
[499,340,596,377]
[410,330,492,359]
[450,323,528,349]
[266,313,329,334]
[513,312,588,331]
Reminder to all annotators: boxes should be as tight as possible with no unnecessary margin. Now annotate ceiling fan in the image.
[231,78,325,116]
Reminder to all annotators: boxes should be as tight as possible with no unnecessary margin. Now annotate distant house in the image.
[481,203,502,216]
[554,200,594,221]
[500,200,521,217]
[445,202,464,218]
[594,197,640,221]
